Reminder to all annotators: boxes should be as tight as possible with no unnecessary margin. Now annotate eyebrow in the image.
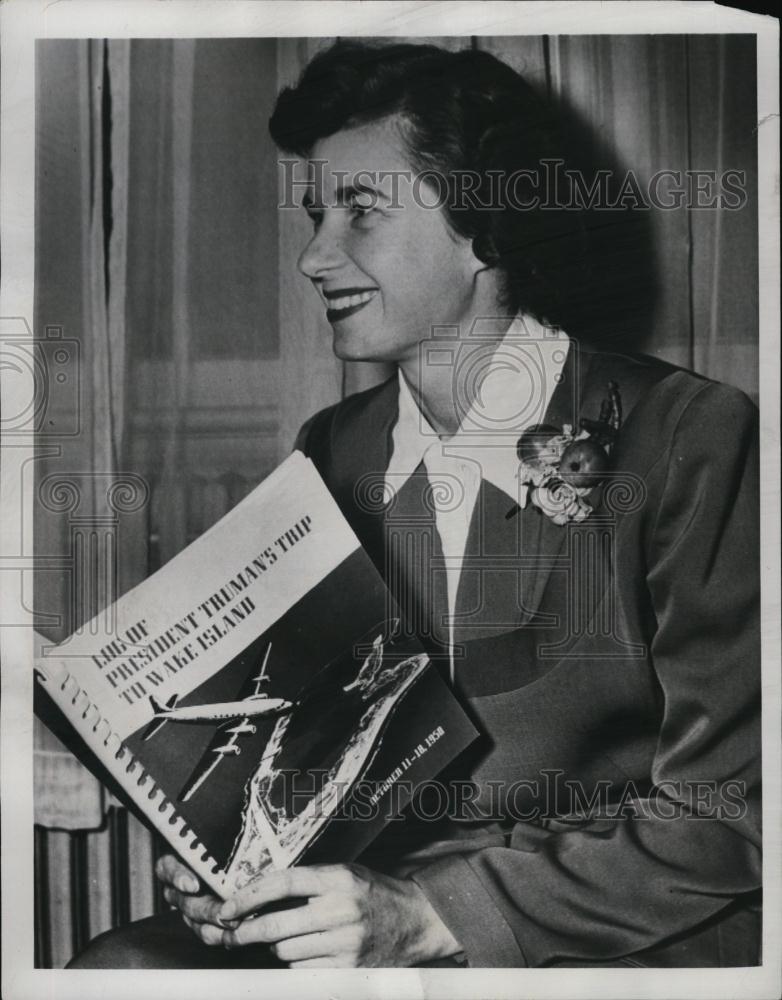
[302,181,389,209]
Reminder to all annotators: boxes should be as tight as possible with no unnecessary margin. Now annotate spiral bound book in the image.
[34,452,478,897]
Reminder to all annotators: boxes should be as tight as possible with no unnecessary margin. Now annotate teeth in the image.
[328,290,376,312]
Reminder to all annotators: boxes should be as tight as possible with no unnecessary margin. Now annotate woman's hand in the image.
[155,855,240,944]
[218,863,460,968]
[157,855,460,967]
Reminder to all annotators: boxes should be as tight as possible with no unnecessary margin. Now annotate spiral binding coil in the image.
[40,662,228,894]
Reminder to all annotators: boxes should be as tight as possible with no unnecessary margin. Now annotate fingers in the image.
[222,894,357,948]
[155,853,238,937]
[182,914,225,947]
[163,886,230,927]
[155,855,200,893]
[164,863,367,960]
[220,865,355,921]
[270,927,360,964]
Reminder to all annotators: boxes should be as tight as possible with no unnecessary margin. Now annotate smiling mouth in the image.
[324,287,378,322]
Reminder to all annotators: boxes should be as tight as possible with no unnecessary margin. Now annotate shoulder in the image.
[293,374,399,492]
[294,374,398,454]
[575,345,758,523]
[587,348,758,545]
[581,343,757,442]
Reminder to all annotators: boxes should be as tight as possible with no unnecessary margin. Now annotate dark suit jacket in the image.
[295,341,761,968]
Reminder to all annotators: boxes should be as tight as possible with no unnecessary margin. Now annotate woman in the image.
[73,40,760,969]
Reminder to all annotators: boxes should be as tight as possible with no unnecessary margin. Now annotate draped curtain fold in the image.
[34,38,130,829]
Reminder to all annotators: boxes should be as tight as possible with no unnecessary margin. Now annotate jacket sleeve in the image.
[409,381,762,967]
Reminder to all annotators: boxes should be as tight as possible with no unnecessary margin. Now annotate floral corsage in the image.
[516,382,622,526]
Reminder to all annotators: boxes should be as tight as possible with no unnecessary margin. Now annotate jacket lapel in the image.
[454,339,607,634]
[328,381,451,661]
[327,377,398,573]
[516,339,596,626]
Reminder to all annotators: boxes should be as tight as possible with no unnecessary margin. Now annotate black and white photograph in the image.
[0,2,779,998]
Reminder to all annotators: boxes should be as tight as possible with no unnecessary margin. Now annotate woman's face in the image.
[297,117,485,364]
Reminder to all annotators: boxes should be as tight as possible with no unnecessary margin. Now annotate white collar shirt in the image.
[385,315,569,680]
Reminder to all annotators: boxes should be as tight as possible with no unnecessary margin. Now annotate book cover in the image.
[34,453,478,896]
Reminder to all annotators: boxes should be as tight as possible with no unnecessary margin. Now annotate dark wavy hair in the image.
[269,40,598,332]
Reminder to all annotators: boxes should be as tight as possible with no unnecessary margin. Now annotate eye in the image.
[348,191,376,219]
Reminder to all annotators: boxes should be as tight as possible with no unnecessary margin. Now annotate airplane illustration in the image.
[141,643,292,743]
[139,643,294,802]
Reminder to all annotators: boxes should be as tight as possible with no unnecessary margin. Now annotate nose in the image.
[297,221,346,280]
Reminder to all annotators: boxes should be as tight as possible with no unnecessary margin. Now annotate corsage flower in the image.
[515,382,622,526]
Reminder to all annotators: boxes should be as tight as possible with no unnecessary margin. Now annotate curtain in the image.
[33,39,149,967]
[34,39,132,831]
[688,36,758,394]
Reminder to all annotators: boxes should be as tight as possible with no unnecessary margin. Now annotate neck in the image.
[399,312,516,438]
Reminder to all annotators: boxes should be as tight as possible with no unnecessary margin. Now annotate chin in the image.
[331,336,363,362]
[331,319,418,366]
[331,330,385,364]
